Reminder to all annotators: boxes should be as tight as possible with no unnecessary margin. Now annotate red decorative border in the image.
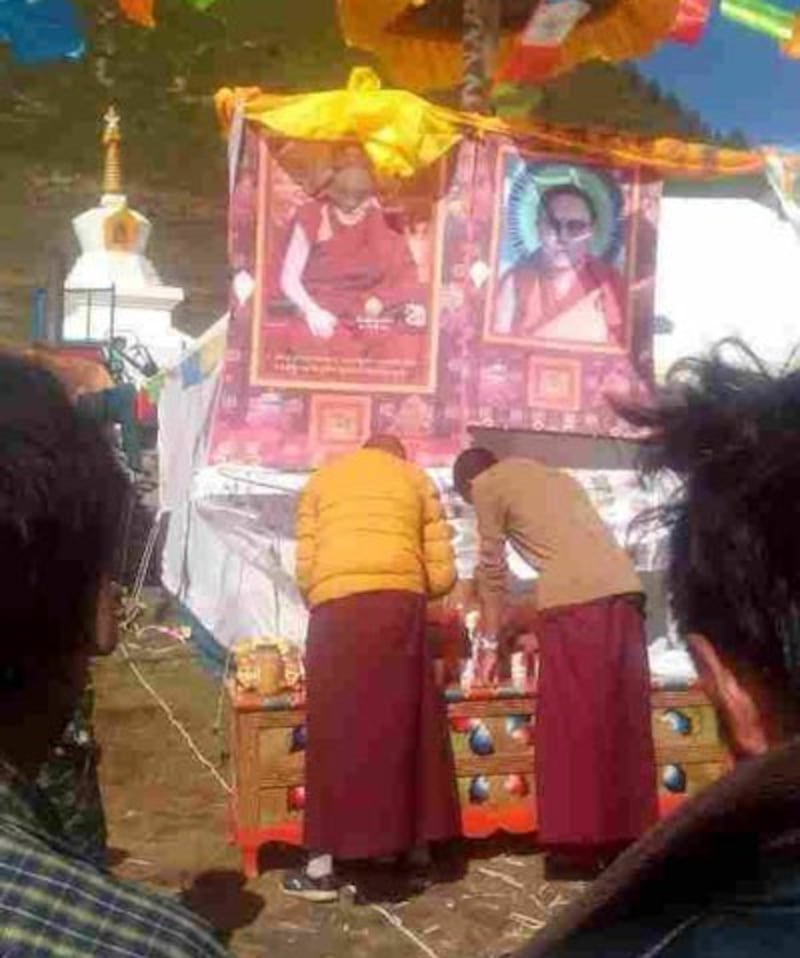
[308,393,372,447]
[527,356,583,412]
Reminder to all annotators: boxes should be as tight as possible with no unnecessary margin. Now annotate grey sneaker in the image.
[282,869,339,903]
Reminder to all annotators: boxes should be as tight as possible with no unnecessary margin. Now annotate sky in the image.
[638,2,800,147]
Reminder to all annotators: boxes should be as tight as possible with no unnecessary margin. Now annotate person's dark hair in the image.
[539,184,597,224]
[453,447,498,502]
[0,354,126,687]
[619,339,800,703]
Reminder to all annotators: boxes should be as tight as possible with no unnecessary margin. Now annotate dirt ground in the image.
[92,623,585,957]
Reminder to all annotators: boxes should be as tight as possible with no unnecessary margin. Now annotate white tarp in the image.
[157,315,228,512]
[654,197,800,377]
[162,491,304,653]
[161,461,671,654]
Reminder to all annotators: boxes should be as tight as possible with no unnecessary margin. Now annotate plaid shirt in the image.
[0,761,230,957]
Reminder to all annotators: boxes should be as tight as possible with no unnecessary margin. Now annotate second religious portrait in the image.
[486,152,638,353]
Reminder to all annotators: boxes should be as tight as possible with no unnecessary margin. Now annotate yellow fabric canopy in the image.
[336,0,684,91]
[215,67,775,182]
[336,0,510,91]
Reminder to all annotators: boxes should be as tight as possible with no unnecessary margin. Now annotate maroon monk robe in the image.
[303,590,460,860]
[296,202,426,319]
[510,253,625,345]
[534,595,658,849]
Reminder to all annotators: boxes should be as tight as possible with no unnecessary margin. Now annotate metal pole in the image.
[43,245,66,343]
[31,288,46,341]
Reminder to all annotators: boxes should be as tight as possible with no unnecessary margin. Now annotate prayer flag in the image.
[118,0,155,28]
[497,0,590,85]
[0,0,84,64]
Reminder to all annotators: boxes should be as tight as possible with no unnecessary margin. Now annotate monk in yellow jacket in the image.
[284,434,459,901]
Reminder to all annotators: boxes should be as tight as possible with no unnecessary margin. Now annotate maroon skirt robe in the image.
[303,590,460,860]
[534,595,658,848]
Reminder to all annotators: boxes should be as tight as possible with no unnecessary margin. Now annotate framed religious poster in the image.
[213,129,660,468]
[484,150,645,355]
[251,138,445,394]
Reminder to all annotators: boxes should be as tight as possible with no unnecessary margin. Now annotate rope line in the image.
[119,638,233,795]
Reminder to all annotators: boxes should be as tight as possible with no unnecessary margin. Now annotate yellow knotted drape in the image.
[215,67,460,179]
[215,67,773,182]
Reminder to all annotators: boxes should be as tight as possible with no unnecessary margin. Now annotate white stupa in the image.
[62,106,191,372]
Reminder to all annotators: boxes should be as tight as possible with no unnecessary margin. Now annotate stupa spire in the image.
[102,105,122,196]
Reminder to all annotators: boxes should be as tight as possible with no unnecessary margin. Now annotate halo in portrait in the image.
[503,160,624,269]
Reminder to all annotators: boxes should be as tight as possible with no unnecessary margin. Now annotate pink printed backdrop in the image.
[210,129,661,469]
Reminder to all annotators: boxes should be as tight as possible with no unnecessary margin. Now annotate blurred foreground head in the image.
[621,340,800,754]
[0,354,126,767]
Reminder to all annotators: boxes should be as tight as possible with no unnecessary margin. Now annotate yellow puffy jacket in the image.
[295,448,456,608]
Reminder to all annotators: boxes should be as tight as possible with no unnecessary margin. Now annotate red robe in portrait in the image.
[508,253,625,346]
[296,201,425,320]
[265,201,430,377]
